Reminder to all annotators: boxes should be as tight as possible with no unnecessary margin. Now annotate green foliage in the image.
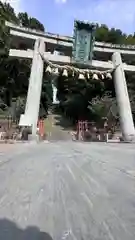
[18,12,29,27]
[0,1,18,53]
[0,0,46,118]
[41,74,53,116]
[95,23,135,45]
[18,12,45,32]
[88,96,118,123]
[29,17,45,32]
[56,69,117,123]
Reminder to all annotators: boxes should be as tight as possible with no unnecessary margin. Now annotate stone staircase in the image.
[44,114,72,141]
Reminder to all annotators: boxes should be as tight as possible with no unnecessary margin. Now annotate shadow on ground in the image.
[0,219,53,240]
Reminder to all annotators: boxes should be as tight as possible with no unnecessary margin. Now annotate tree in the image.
[18,12,29,27]
[29,17,44,32]
[107,28,123,44]
[95,24,109,42]
[18,12,45,32]
[0,1,18,53]
[88,96,118,125]
[0,0,45,117]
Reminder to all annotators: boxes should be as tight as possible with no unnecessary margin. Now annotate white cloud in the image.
[55,0,67,4]
[92,0,135,31]
[68,0,135,34]
[1,0,23,12]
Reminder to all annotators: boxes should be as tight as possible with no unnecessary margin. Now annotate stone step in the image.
[44,114,72,141]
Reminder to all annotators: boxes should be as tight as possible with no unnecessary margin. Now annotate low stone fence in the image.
[71,121,121,142]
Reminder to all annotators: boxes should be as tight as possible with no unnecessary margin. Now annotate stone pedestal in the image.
[19,39,45,138]
[112,52,135,141]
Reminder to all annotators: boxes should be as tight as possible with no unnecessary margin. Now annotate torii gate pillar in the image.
[19,39,45,138]
[112,52,135,141]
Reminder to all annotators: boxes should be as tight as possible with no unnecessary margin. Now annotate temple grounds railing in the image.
[71,120,121,142]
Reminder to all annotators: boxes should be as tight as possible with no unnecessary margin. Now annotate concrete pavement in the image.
[0,141,135,240]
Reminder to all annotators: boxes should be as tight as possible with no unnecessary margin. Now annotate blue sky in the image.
[2,0,135,36]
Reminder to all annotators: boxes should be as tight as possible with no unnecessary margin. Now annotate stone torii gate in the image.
[17,38,135,142]
[6,20,135,141]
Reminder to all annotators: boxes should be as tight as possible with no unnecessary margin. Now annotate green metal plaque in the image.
[72,20,96,64]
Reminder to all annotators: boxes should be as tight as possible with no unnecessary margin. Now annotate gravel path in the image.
[0,141,135,240]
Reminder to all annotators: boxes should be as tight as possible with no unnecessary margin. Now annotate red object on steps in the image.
[37,120,45,137]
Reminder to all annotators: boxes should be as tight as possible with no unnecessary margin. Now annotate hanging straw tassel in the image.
[85,70,90,79]
[54,68,59,74]
[62,69,68,77]
[72,71,75,77]
[45,65,52,73]
[78,73,85,80]
[106,72,112,79]
[92,73,99,80]
[87,73,90,79]
[101,74,105,80]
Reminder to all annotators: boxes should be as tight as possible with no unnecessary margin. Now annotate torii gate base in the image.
[19,39,135,142]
